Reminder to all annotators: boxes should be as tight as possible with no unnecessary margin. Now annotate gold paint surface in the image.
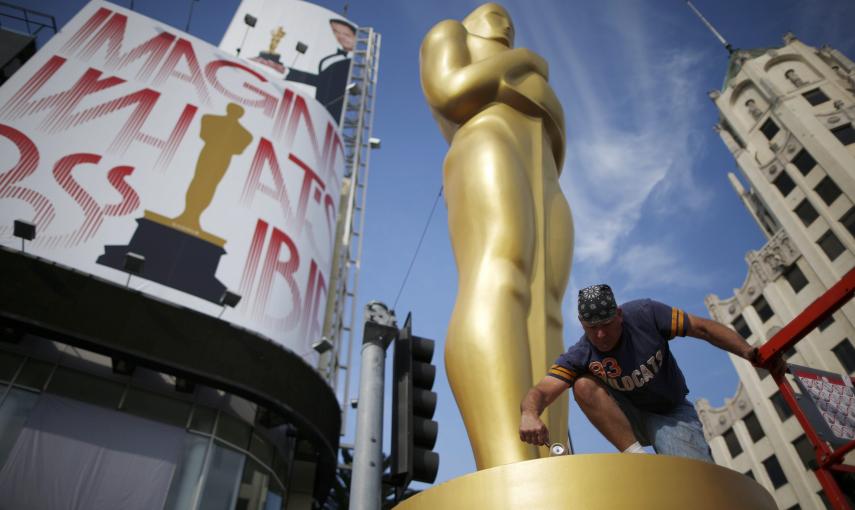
[420,3,572,468]
[395,455,777,510]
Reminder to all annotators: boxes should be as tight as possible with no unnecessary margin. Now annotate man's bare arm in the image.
[420,20,546,123]
[686,314,754,360]
[687,313,787,375]
[519,376,569,446]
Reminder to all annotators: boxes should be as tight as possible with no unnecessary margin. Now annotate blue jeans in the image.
[611,391,713,462]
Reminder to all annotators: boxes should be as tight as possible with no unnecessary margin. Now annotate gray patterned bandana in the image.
[578,284,617,324]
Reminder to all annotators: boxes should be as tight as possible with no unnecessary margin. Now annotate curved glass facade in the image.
[0,338,302,510]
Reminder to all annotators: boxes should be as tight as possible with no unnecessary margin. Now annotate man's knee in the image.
[573,376,605,407]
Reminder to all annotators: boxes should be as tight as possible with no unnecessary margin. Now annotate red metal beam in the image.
[826,438,855,467]
[814,465,853,510]
[758,268,855,510]
[757,267,855,367]
[773,371,834,465]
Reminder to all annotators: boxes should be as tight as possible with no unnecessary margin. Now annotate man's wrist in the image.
[521,409,540,419]
[744,346,759,364]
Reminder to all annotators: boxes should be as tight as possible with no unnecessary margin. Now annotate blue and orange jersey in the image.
[548,299,692,413]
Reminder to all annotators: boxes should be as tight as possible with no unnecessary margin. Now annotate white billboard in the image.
[220,0,358,124]
[0,1,345,361]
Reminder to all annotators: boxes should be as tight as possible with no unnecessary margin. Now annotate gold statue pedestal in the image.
[395,454,775,510]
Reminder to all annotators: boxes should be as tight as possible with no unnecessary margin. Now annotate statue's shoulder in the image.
[422,19,467,48]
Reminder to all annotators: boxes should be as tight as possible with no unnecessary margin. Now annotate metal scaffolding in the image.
[318,25,381,435]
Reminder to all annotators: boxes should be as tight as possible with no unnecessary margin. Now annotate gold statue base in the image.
[394,454,775,510]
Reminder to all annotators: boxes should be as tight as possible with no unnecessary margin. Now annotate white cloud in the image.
[514,2,714,269]
[614,242,713,291]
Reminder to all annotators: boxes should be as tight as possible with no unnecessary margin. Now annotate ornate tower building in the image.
[697,34,855,510]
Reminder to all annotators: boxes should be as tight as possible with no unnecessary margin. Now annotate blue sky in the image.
[20,0,855,490]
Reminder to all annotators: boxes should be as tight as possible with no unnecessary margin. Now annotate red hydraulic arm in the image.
[755,267,855,510]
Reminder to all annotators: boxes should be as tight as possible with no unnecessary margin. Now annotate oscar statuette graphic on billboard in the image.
[220,0,359,124]
[0,1,345,360]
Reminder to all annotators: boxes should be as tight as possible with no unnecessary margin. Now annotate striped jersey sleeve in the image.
[547,341,588,386]
[650,300,689,340]
[547,364,577,385]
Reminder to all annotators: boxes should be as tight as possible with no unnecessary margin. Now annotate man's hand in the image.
[519,412,549,446]
[744,346,786,377]
[519,377,569,446]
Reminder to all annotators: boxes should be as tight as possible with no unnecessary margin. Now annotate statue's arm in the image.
[420,20,547,123]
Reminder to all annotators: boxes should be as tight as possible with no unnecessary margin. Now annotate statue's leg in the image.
[541,160,573,452]
[443,120,540,469]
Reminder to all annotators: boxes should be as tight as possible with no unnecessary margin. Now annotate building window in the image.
[792,434,818,470]
[819,491,831,509]
[771,391,794,421]
[802,88,830,106]
[773,171,797,196]
[744,469,755,481]
[784,345,797,360]
[817,314,835,332]
[831,123,855,146]
[723,427,742,457]
[763,454,788,488]
[791,149,817,176]
[814,176,842,206]
[840,206,855,238]
[755,366,770,379]
[786,505,801,510]
[0,350,24,383]
[0,387,40,468]
[743,411,765,442]
[783,264,808,293]
[752,295,774,323]
[817,230,846,261]
[732,314,752,339]
[832,339,855,373]
[794,199,819,227]
[761,119,780,140]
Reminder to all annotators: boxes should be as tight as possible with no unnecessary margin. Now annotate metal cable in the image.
[392,185,443,310]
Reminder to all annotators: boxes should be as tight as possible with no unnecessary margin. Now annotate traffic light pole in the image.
[350,304,397,510]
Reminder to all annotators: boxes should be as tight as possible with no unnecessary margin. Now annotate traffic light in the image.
[391,313,439,493]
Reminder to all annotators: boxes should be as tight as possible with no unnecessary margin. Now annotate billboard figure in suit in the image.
[286,19,356,123]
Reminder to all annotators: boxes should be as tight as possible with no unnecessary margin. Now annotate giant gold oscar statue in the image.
[397,4,777,508]
[421,2,571,469]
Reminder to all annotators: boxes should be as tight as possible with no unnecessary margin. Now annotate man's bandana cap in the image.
[578,284,617,324]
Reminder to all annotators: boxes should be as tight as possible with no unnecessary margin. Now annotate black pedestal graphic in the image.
[97,217,227,303]
[258,51,282,64]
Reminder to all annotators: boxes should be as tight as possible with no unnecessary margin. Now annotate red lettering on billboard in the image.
[241,137,293,219]
[60,7,111,54]
[109,32,176,80]
[152,38,210,106]
[0,124,54,232]
[238,218,329,343]
[48,154,141,248]
[273,89,294,140]
[255,225,301,329]
[73,11,176,81]
[289,152,324,235]
[204,60,277,117]
[239,218,269,302]
[103,165,140,217]
[77,11,128,61]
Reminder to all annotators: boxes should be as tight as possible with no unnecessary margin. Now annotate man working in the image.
[520,284,777,460]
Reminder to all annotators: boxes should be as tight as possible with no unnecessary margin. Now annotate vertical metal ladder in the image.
[318,24,381,435]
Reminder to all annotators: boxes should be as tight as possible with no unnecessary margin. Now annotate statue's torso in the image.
[457,35,565,166]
